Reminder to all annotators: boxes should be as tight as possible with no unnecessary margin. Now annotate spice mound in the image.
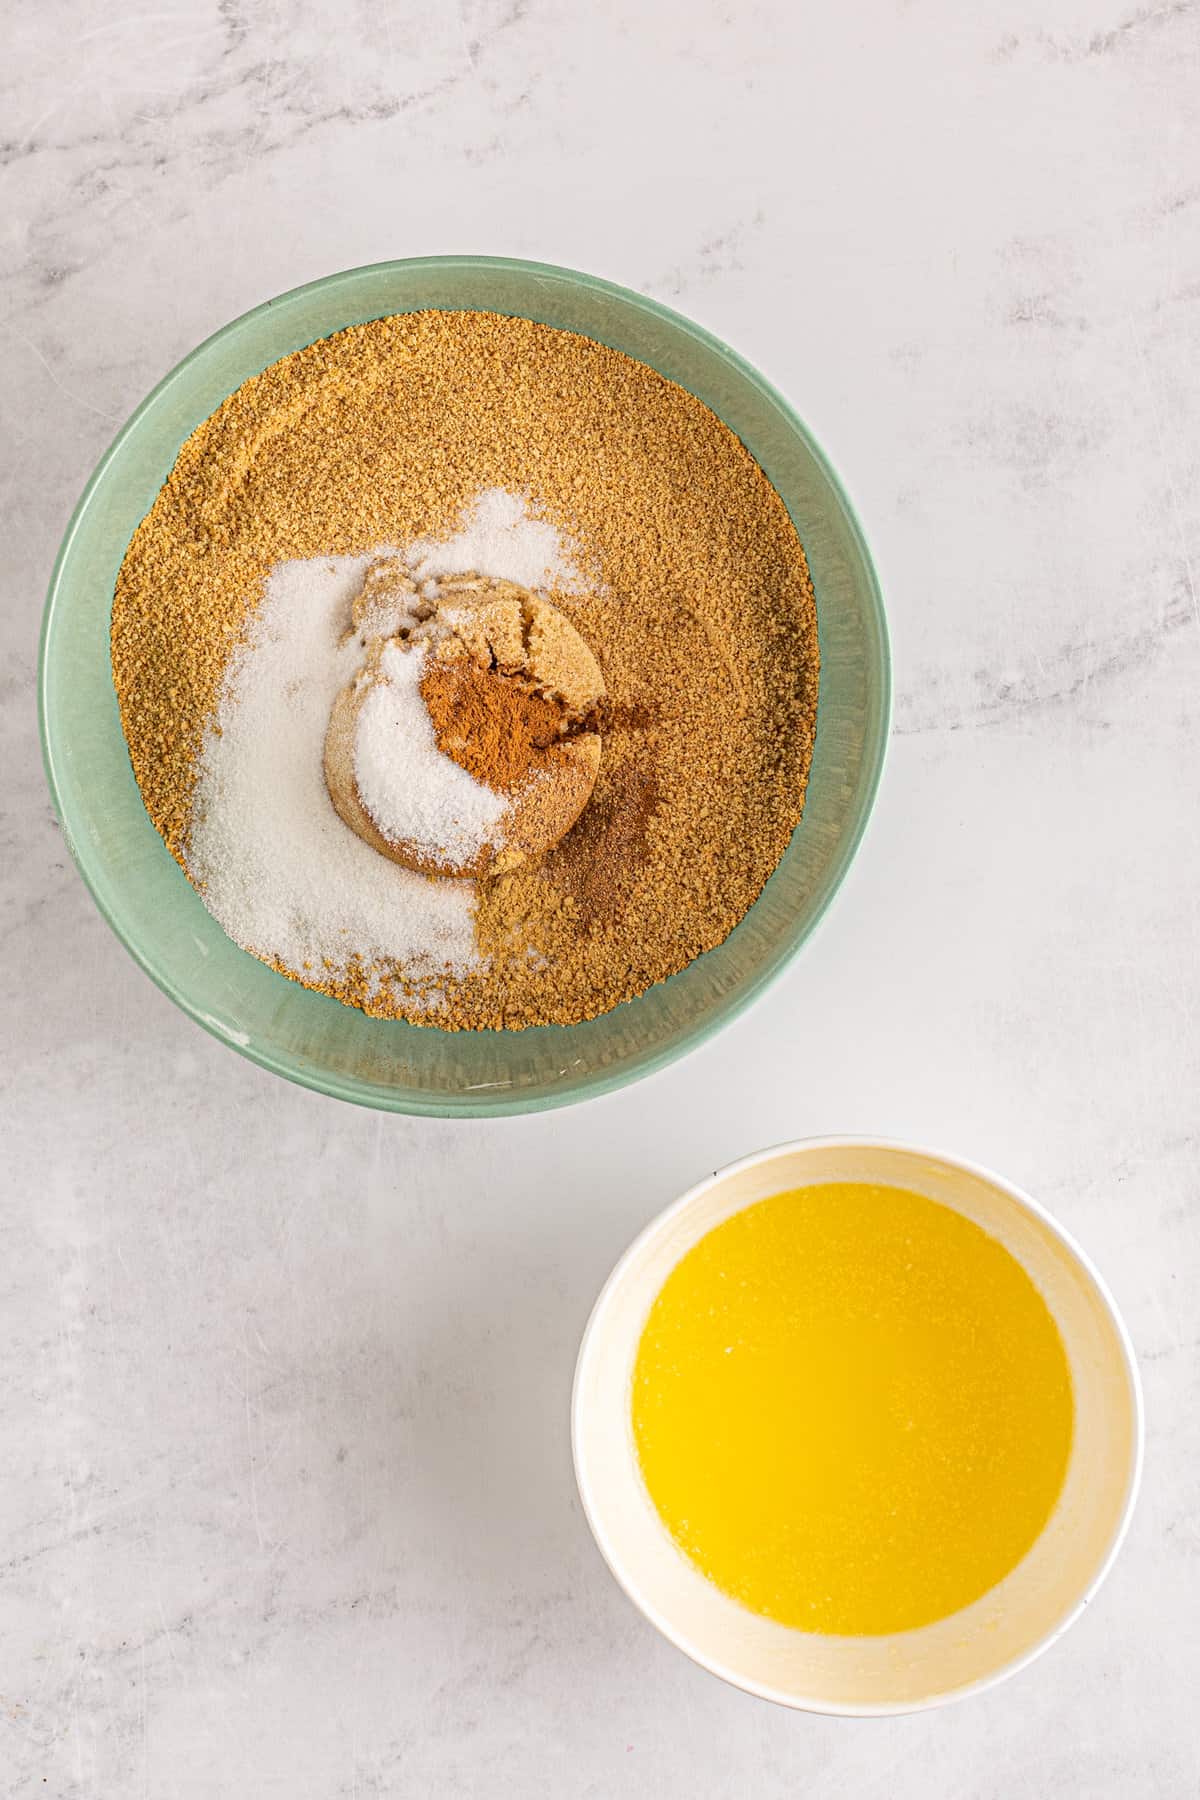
[324,566,606,879]
[111,310,820,1030]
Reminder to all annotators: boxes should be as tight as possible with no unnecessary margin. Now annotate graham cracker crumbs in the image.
[111,310,819,1029]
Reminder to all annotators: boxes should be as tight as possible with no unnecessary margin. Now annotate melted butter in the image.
[632,1182,1074,1636]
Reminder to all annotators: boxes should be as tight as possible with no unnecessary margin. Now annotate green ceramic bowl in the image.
[39,257,889,1116]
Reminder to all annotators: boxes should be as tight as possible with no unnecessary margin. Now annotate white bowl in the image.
[572,1138,1143,1715]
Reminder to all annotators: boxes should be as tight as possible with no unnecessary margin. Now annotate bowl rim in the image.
[571,1134,1145,1715]
[38,255,891,1117]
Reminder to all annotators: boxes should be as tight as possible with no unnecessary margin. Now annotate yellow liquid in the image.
[632,1183,1074,1635]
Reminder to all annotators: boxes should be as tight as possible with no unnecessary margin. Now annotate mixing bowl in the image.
[572,1138,1143,1713]
[39,258,889,1115]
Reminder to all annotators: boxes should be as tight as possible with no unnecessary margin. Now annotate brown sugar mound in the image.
[419,575,605,791]
[421,577,607,876]
[111,310,819,1029]
[324,574,606,880]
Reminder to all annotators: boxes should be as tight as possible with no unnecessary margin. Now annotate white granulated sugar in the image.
[406,486,585,592]
[353,640,509,868]
[186,556,480,987]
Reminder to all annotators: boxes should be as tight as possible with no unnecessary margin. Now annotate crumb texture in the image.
[112,310,819,1028]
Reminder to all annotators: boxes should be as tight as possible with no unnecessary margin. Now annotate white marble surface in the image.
[3,0,1199,1793]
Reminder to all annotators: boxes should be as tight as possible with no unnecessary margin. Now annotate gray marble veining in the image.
[3,1,1199,1794]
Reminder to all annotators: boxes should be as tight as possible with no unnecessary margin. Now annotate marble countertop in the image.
[4,1,1199,1793]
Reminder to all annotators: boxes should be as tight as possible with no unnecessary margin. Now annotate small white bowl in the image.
[572,1138,1143,1715]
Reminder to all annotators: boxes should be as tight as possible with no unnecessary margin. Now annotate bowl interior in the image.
[572,1141,1142,1714]
[39,258,889,1115]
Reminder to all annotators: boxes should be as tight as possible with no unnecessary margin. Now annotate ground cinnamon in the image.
[420,657,571,794]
